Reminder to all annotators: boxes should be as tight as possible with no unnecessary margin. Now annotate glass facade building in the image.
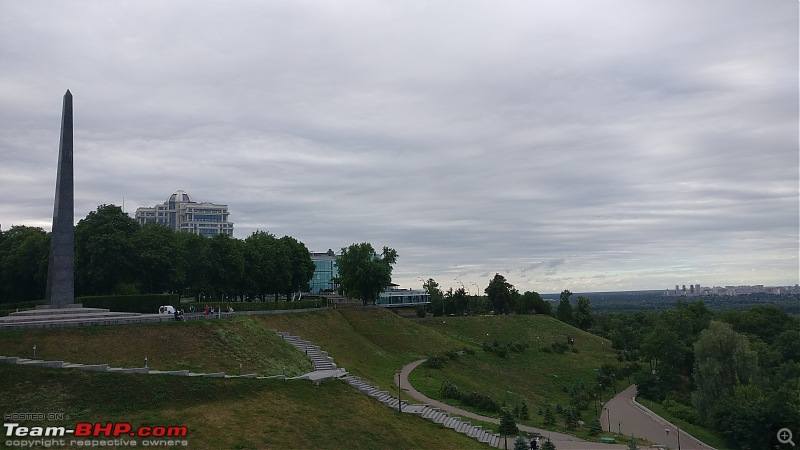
[376,285,431,307]
[134,190,234,237]
[309,250,338,294]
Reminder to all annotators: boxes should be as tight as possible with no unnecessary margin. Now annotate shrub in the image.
[424,355,446,369]
[415,307,427,318]
[551,341,569,354]
[439,381,463,400]
[462,347,476,355]
[462,391,500,413]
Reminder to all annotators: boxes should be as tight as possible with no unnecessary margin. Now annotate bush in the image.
[415,307,427,318]
[462,347,476,355]
[440,381,463,400]
[551,341,569,354]
[424,355,447,369]
[462,391,500,413]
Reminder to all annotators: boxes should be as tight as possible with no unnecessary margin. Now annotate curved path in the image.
[398,359,628,450]
[605,384,712,449]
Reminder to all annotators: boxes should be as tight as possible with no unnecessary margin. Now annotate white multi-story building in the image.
[134,190,234,237]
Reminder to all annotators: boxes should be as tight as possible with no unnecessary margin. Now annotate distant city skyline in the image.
[1,2,797,294]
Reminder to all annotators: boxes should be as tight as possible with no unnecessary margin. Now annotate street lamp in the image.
[470,281,479,295]
[395,369,402,413]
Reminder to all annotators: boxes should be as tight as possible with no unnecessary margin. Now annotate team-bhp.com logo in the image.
[5,422,188,447]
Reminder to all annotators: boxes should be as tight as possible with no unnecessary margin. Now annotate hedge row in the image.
[196,299,324,312]
[79,294,178,313]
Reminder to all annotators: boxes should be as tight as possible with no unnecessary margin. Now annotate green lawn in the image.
[0,364,489,450]
[412,314,626,440]
[0,308,653,447]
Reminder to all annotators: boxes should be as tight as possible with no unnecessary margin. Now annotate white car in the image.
[158,305,176,314]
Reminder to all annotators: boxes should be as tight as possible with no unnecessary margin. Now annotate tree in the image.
[279,235,315,300]
[0,226,49,302]
[556,290,574,324]
[336,243,397,305]
[132,223,179,294]
[485,273,513,314]
[74,204,139,295]
[424,278,445,316]
[203,233,245,301]
[573,296,595,330]
[541,438,557,450]
[513,436,528,450]
[498,407,519,450]
[693,321,759,425]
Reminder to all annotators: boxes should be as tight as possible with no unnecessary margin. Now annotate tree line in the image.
[0,204,315,302]
[595,301,800,449]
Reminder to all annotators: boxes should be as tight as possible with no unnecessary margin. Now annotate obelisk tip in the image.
[65,89,72,96]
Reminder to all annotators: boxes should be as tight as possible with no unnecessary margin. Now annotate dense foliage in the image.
[594,301,800,449]
[0,204,315,303]
[335,243,397,305]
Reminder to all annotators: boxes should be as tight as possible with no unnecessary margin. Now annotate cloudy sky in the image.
[1,1,797,294]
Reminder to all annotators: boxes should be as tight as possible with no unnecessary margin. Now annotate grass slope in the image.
[0,309,631,447]
[0,364,487,450]
[412,314,623,438]
[0,317,312,376]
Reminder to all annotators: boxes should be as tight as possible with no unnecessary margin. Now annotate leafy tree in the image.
[279,235,315,299]
[640,327,688,373]
[573,295,595,330]
[175,231,211,300]
[485,273,513,314]
[498,408,519,450]
[74,204,139,295]
[423,278,444,315]
[203,233,245,300]
[693,321,759,425]
[336,243,397,305]
[0,226,49,302]
[556,289,574,324]
[132,223,179,294]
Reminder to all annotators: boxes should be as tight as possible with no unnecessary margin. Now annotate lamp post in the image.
[470,281,479,296]
[395,369,402,413]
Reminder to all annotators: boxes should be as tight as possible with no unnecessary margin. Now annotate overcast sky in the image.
[1,1,797,294]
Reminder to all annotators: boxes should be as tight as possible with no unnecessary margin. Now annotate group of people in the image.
[200,305,235,315]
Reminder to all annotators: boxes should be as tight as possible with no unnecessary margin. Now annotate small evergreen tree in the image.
[588,417,602,436]
[541,438,557,450]
[627,435,638,450]
[498,408,519,450]
[563,406,579,429]
[513,436,528,450]
[543,403,556,425]
[520,399,530,420]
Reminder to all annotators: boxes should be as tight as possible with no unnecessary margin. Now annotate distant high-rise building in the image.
[134,190,233,237]
[690,284,695,294]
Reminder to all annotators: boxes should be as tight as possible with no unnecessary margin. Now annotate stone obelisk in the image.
[45,90,75,307]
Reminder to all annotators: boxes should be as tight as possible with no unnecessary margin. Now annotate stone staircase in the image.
[0,305,173,330]
[342,374,502,447]
[273,330,502,446]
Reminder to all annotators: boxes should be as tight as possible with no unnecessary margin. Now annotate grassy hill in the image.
[0,309,622,448]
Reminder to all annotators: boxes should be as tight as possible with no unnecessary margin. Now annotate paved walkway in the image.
[398,359,629,449]
[605,384,713,449]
